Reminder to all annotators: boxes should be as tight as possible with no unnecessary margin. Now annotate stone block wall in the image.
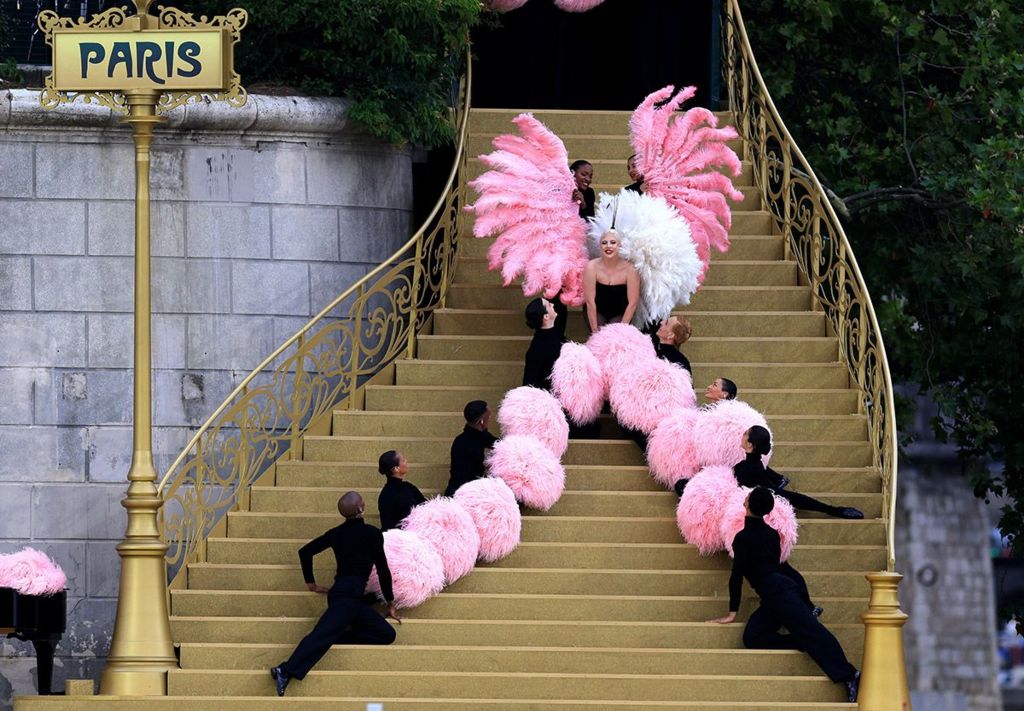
[0,89,413,704]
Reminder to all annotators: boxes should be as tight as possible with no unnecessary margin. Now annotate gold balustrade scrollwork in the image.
[158,60,471,580]
[722,1,899,571]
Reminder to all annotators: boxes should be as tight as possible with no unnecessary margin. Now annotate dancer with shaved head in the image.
[271,492,400,697]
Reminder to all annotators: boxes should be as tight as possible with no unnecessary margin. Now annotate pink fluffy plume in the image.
[554,0,605,10]
[646,408,700,488]
[630,85,744,276]
[691,399,771,469]
[0,548,66,596]
[487,435,566,511]
[497,386,570,457]
[585,323,657,389]
[453,477,522,562]
[401,497,481,584]
[720,487,799,562]
[676,465,737,554]
[482,0,528,11]
[551,342,605,425]
[609,358,697,434]
[467,113,590,306]
[365,529,445,609]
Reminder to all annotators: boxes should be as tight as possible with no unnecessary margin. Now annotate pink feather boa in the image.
[691,399,771,469]
[487,435,566,511]
[585,323,657,389]
[646,408,700,488]
[609,358,697,434]
[365,529,445,609]
[497,386,569,457]
[453,477,522,562]
[0,548,66,596]
[719,487,799,562]
[401,497,481,584]
[675,465,737,555]
[551,342,605,425]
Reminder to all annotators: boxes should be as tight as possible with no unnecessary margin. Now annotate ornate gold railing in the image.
[158,61,471,581]
[722,0,899,570]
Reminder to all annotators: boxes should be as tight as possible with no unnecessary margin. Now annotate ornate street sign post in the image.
[37,0,246,696]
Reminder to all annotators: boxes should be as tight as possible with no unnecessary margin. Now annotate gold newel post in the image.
[859,571,912,710]
[36,0,247,695]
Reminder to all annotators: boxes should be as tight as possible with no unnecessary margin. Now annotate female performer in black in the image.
[582,229,640,333]
[376,450,426,531]
[570,159,595,219]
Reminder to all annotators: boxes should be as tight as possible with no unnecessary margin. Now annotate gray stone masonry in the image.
[0,89,413,705]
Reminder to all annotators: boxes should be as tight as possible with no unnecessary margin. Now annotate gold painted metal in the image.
[859,572,912,710]
[721,0,899,571]
[38,0,247,696]
[158,58,471,581]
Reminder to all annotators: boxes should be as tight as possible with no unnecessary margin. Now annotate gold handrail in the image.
[721,1,899,570]
[158,57,472,579]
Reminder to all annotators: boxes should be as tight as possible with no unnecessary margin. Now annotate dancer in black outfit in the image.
[624,153,645,194]
[522,297,566,390]
[444,400,499,496]
[377,450,426,531]
[738,426,864,519]
[652,315,692,373]
[271,491,400,697]
[570,159,595,218]
[710,486,860,702]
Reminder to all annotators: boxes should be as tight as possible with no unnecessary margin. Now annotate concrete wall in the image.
[0,88,413,703]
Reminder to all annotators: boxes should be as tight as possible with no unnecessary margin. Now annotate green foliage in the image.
[742,1,1024,537]
[187,0,480,146]
[0,59,20,84]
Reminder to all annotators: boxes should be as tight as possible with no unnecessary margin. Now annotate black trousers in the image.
[743,574,856,683]
[777,488,843,517]
[281,577,396,680]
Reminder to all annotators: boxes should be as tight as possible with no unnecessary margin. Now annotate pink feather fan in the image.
[0,548,66,596]
[497,386,570,457]
[401,497,481,584]
[467,113,590,306]
[719,486,799,562]
[554,0,605,11]
[551,342,605,425]
[487,435,566,511]
[453,477,523,562]
[483,0,529,11]
[646,408,700,488]
[691,399,771,469]
[609,358,697,434]
[630,85,744,276]
[676,465,737,555]
[365,529,445,609]
[585,323,657,388]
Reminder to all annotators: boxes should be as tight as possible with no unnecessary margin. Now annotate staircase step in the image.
[454,258,796,286]
[272,461,880,494]
[468,132,746,163]
[468,155,754,188]
[469,108,735,138]
[459,231,779,260]
[366,384,860,415]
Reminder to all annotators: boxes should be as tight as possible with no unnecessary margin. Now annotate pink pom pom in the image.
[646,409,700,488]
[0,548,66,596]
[487,435,566,511]
[676,465,737,554]
[585,323,656,385]
[401,497,481,584]
[609,358,697,434]
[365,529,445,609]
[719,487,799,562]
[551,342,605,425]
[453,477,522,562]
[483,0,528,11]
[691,399,771,469]
[554,0,605,10]
[497,386,569,457]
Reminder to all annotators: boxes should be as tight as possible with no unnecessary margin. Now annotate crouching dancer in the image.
[710,487,860,703]
[271,491,400,696]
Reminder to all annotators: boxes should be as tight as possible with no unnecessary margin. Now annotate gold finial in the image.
[132,0,154,15]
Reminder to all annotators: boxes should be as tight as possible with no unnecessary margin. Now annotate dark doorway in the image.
[472,0,716,110]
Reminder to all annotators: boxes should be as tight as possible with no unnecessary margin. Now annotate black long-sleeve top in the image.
[624,180,644,194]
[733,451,787,490]
[578,187,595,219]
[377,477,426,532]
[445,426,499,496]
[655,342,691,373]
[523,327,565,390]
[297,517,394,602]
[728,516,783,612]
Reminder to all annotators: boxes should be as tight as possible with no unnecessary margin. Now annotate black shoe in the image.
[812,606,824,618]
[270,666,290,697]
[673,479,687,497]
[777,476,790,490]
[845,670,860,703]
[837,507,864,519]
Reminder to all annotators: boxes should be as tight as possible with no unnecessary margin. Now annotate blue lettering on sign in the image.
[107,42,133,78]
[77,39,205,81]
[177,42,201,78]
[79,42,105,78]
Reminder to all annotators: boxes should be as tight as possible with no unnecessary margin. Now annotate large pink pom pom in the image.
[551,342,605,425]
[487,435,566,511]
[554,0,605,10]
[691,399,771,468]
[401,497,481,584]
[497,386,570,457]
[719,487,799,562]
[609,358,697,434]
[453,477,522,562]
[0,548,66,596]
[365,529,445,609]
[585,323,656,379]
[646,409,700,488]
[483,0,528,12]
[676,465,737,555]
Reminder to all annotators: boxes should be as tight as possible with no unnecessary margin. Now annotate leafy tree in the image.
[740,1,1024,539]
[188,0,480,146]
